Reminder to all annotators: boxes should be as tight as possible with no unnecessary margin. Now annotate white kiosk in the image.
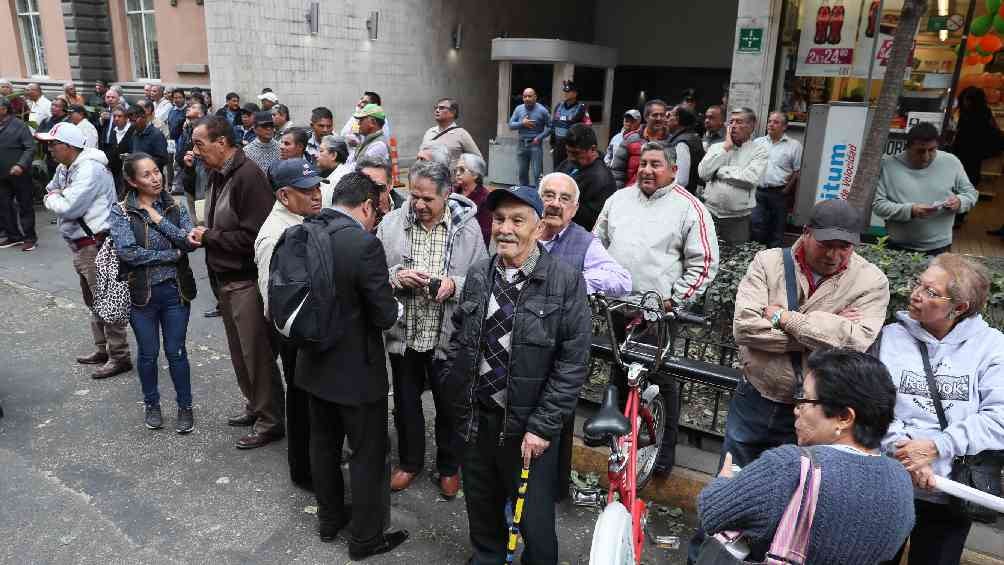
[488,38,618,186]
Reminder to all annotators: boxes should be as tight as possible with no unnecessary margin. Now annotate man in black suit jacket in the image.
[294,172,409,559]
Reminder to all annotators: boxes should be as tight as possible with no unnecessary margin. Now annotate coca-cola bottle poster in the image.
[795,0,864,77]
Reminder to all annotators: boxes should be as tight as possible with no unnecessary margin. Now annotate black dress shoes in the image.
[348,530,409,561]
[227,413,257,427]
[76,351,108,365]
[235,431,283,450]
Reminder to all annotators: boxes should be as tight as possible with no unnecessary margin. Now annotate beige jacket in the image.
[254,201,304,317]
[733,238,890,403]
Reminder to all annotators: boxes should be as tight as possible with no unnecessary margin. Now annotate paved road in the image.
[0,218,692,564]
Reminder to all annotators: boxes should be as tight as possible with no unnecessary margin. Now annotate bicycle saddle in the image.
[583,385,631,447]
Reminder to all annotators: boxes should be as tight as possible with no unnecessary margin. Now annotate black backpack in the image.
[268,210,350,351]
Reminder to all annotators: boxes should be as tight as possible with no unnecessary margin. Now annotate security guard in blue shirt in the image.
[551,81,590,168]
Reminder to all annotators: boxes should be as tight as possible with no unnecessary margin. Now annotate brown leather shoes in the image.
[91,360,133,379]
[389,468,417,491]
[235,431,283,450]
[439,474,460,498]
[76,351,109,365]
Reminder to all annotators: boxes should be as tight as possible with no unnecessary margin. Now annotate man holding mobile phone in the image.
[873,123,978,256]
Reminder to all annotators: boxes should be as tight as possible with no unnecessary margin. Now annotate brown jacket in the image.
[203,149,275,279]
[733,237,890,403]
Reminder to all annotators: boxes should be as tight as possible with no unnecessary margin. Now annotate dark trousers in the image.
[552,137,568,169]
[886,241,952,257]
[273,331,311,486]
[463,409,560,565]
[389,348,460,476]
[751,187,787,248]
[0,173,36,241]
[213,277,284,435]
[688,377,797,563]
[128,281,192,408]
[309,393,389,545]
[883,499,972,565]
[713,214,751,245]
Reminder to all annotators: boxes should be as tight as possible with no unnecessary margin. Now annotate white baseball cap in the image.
[258,92,279,103]
[35,122,86,149]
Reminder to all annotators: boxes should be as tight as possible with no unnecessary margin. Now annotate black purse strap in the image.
[431,125,460,141]
[76,217,95,238]
[911,333,950,431]
[783,248,804,389]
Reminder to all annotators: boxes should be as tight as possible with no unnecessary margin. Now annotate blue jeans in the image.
[687,377,797,563]
[751,187,788,248]
[129,281,193,408]
[516,139,543,187]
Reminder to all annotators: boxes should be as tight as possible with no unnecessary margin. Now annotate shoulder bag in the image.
[911,335,1003,524]
[697,447,822,565]
[78,212,131,326]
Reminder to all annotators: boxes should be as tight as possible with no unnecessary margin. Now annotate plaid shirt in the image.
[404,211,452,352]
[476,246,541,408]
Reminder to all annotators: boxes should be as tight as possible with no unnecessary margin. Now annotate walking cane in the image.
[505,463,532,564]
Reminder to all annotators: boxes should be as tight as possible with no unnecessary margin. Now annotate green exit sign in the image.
[927,15,948,32]
[738,28,763,53]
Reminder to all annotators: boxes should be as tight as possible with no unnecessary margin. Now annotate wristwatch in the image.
[770,309,785,329]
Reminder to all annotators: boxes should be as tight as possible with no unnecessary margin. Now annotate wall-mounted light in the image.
[366,11,379,40]
[452,23,463,50]
[305,2,320,35]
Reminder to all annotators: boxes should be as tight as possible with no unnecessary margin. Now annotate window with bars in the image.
[125,0,160,80]
[15,0,47,77]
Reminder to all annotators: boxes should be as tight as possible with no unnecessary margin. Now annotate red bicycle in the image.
[583,292,705,565]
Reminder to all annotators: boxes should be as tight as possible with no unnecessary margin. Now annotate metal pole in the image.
[864,0,886,106]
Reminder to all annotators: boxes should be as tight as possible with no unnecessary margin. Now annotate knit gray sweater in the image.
[698,445,915,565]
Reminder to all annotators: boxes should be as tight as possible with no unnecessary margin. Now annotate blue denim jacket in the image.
[109,190,195,287]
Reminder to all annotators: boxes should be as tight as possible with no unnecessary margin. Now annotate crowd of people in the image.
[1,77,1002,564]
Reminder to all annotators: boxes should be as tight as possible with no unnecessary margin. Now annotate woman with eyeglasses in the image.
[451,153,491,245]
[872,253,1004,565]
[697,348,915,564]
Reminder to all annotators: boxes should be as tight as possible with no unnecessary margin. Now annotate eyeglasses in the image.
[540,191,575,205]
[454,166,468,174]
[434,105,452,112]
[793,391,825,407]
[910,278,952,301]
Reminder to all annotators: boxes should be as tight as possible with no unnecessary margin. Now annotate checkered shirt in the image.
[404,212,451,352]
[243,139,280,174]
[476,247,541,409]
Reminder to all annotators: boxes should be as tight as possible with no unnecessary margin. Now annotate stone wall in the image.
[204,0,595,162]
[61,0,116,83]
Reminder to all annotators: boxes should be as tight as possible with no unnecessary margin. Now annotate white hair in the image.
[538,172,580,205]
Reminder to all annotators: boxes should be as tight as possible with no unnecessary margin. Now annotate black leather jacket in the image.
[447,246,592,444]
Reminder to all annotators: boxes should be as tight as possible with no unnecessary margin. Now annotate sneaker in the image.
[176,406,195,434]
[145,404,163,430]
[21,240,36,253]
[0,238,23,249]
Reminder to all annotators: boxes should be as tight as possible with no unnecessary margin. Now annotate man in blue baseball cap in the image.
[448,183,592,563]
[254,157,324,487]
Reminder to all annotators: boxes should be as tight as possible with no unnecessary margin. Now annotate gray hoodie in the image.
[877,311,1004,503]
[376,192,488,360]
[43,147,117,241]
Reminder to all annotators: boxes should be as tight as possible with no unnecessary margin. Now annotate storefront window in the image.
[126,0,160,80]
[15,0,47,77]
[773,0,972,135]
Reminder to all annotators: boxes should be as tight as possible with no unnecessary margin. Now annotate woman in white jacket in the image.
[873,253,1004,565]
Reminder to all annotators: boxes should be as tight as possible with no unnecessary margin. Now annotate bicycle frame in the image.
[604,367,648,563]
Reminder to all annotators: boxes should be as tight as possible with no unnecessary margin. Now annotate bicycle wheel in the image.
[635,391,665,491]
[588,500,635,565]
